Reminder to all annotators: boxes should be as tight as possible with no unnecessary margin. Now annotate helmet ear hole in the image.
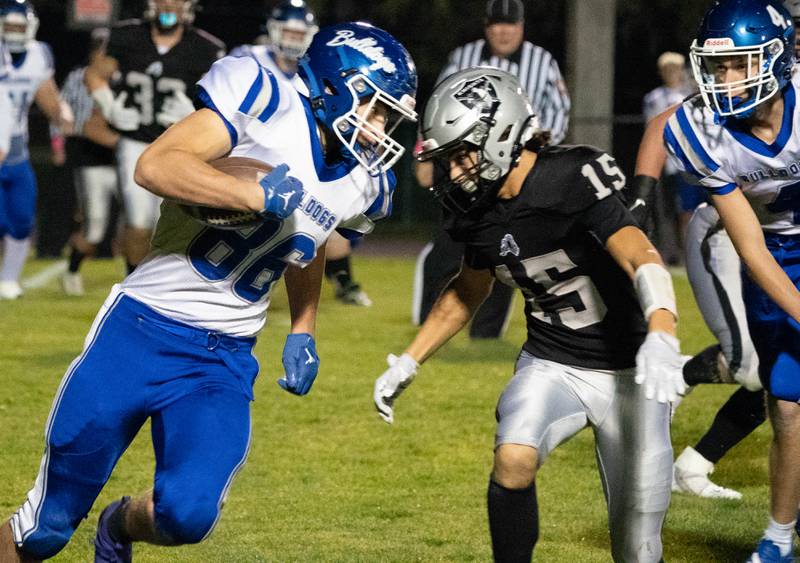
[497,124,513,143]
[322,79,339,96]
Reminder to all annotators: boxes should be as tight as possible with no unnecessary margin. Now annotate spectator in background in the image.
[412,0,571,338]
[641,51,696,265]
[59,28,121,296]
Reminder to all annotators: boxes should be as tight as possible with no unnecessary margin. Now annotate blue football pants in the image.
[0,160,37,239]
[10,290,259,559]
[742,233,800,401]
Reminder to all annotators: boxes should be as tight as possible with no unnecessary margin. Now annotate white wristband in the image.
[91,87,114,120]
[634,263,677,321]
[391,352,419,375]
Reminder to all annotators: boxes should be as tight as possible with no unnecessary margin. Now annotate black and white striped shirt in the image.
[438,39,571,143]
[59,66,95,136]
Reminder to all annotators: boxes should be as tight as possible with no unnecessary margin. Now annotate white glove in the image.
[106,92,140,132]
[156,90,195,127]
[635,331,687,403]
[373,352,418,424]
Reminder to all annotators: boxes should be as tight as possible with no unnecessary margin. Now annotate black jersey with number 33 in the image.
[106,20,225,143]
[446,145,648,370]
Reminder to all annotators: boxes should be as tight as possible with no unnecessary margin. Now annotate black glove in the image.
[625,174,658,238]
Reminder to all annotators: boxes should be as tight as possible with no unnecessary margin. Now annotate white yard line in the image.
[21,260,67,290]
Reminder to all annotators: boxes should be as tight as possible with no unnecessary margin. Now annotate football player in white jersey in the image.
[0,22,417,562]
[0,0,73,300]
[632,101,764,503]
[665,1,800,560]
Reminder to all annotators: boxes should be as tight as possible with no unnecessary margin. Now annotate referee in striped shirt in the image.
[412,0,571,338]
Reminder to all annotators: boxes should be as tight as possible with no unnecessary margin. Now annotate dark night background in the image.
[26,0,714,254]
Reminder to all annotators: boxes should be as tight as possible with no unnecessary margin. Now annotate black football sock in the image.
[487,479,538,563]
[68,247,86,274]
[325,256,353,286]
[682,344,734,385]
[695,387,766,463]
[126,261,137,275]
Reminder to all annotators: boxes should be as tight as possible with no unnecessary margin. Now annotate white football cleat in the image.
[61,272,84,296]
[672,446,742,500]
[0,280,23,300]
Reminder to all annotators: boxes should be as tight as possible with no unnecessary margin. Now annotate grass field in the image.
[0,253,773,562]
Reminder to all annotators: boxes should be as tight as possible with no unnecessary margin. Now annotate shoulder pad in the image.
[533,145,627,213]
[192,27,227,53]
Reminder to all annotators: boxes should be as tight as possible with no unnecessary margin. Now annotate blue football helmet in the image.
[298,22,418,174]
[0,0,38,54]
[144,0,198,31]
[690,0,796,119]
[267,0,318,61]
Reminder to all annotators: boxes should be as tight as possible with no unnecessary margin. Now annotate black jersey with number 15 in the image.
[106,20,225,143]
[446,145,648,370]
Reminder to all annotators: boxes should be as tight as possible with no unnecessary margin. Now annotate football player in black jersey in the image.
[85,0,225,274]
[372,68,685,563]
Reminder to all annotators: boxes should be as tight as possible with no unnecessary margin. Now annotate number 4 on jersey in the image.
[581,154,626,199]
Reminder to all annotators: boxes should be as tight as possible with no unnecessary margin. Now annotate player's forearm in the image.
[83,111,120,148]
[136,147,262,211]
[405,270,492,363]
[405,287,474,363]
[284,246,326,336]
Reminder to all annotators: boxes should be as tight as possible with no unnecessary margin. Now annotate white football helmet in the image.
[0,0,38,54]
[267,0,318,61]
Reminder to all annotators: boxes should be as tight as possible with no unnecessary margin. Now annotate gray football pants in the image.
[496,352,672,563]
[684,203,759,389]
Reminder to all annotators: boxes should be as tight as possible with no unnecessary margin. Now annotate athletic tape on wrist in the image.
[634,263,677,321]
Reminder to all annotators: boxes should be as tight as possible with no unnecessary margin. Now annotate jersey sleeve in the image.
[364,169,396,222]
[576,192,638,244]
[663,103,737,195]
[196,55,281,148]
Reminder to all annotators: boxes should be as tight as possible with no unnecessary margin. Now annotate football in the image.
[180,156,273,230]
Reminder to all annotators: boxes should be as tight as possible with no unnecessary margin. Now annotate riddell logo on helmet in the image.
[704,38,735,48]
[326,30,397,73]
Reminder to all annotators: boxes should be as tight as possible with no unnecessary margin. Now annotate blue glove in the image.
[259,164,304,220]
[278,333,319,395]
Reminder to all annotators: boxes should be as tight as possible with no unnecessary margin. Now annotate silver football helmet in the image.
[417,67,539,213]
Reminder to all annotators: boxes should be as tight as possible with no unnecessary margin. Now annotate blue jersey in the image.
[665,72,800,235]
